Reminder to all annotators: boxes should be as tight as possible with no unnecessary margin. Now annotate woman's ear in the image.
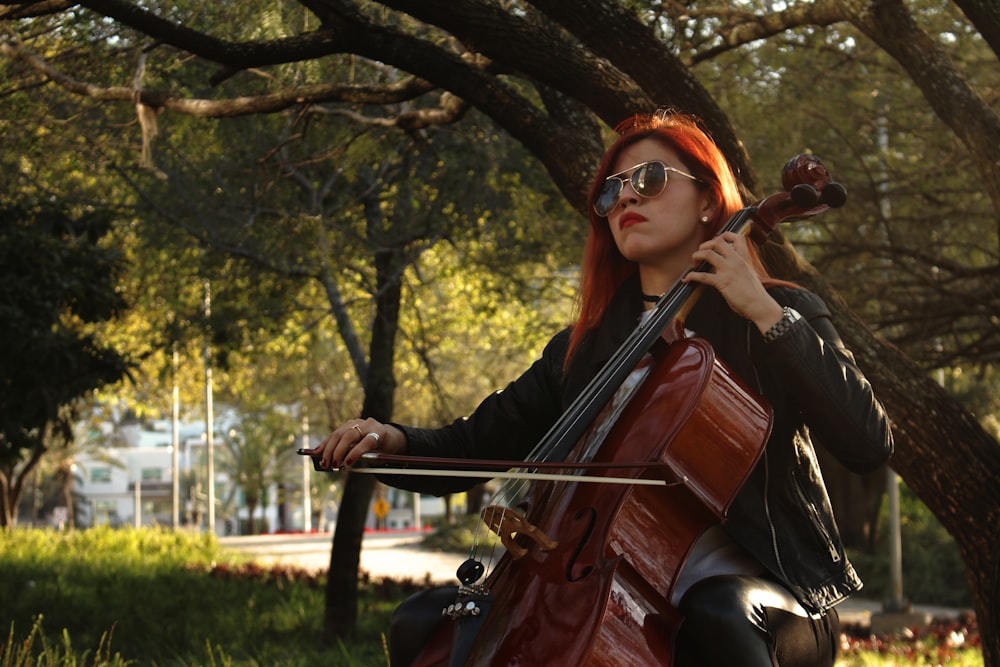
[699,196,718,224]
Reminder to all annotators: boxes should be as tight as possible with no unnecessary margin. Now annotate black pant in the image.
[674,575,840,667]
[392,577,839,667]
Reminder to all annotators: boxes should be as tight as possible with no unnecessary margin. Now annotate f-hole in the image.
[565,506,598,582]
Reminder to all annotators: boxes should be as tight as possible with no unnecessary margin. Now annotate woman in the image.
[305,111,893,666]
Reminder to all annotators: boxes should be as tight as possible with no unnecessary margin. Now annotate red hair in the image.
[566,111,778,367]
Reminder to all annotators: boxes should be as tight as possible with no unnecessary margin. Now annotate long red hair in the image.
[566,111,777,367]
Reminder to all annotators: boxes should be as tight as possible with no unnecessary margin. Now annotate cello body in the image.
[411,336,772,666]
[384,154,847,666]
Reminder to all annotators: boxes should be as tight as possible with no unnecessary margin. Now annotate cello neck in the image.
[523,205,757,465]
[523,159,846,466]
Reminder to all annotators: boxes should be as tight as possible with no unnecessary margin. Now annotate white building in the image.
[74,421,244,533]
[72,420,449,534]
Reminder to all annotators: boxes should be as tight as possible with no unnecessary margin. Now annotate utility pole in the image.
[172,343,180,529]
[302,408,312,532]
[876,111,907,614]
[204,281,215,534]
[134,479,142,528]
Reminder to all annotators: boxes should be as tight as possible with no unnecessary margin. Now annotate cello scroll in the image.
[745,154,847,244]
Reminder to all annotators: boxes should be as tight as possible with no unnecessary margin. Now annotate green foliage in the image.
[223,409,298,534]
[394,239,577,427]
[848,482,972,609]
[942,365,1000,441]
[704,14,998,370]
[88,100,580,432]
[0,527,404,666]
[419,513,500,553]
[0,203,131,460]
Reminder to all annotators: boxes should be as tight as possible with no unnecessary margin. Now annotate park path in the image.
[220,530,461,582]
[218,530,966,631]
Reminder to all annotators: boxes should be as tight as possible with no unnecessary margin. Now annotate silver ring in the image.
[365,432,381,443]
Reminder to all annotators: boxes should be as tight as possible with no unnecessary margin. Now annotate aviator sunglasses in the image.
[593,160,702,217]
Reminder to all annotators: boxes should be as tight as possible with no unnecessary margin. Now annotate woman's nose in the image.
[618,183,639,207]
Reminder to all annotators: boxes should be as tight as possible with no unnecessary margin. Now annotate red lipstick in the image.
[619,212,646,229]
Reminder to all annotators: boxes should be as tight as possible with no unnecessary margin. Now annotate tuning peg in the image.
[820,183,848,208]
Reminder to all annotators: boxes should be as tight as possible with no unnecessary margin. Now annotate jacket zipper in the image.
[761,449,792,580]
[791,463,842,563]
[748,323,792,582]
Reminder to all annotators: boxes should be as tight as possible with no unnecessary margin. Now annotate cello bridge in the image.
[480,505,558,559]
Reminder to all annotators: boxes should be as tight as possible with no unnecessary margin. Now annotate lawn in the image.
[0,527,983,666]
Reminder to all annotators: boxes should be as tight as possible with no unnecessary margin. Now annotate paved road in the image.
[218,531,965,630]
[219,530,462,582]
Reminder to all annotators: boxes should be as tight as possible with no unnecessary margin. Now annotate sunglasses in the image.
[593,160,702,217]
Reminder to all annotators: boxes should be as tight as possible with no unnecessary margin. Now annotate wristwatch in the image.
[763,306,801,343]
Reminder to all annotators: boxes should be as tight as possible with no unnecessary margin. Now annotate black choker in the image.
[642,293,663,303]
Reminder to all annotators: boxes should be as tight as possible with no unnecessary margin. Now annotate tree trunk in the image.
[952,0,1000,58]
[0,430,48,528]
[466,483,488,515]
[324,470,375,640]
[793,262,1000,666]
[247,501,257,535]
[323,242,405,639]
[816,450,887,552]
[61,472,75,529]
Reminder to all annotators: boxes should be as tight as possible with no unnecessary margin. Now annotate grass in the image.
[0,526,415,666]
[0,527,984,666]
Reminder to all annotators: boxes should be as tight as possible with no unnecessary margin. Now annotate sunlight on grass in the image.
[1,527,984,666]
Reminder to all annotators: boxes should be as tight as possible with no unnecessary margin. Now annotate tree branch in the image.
[0,1,74,20]
[0,36,436,115]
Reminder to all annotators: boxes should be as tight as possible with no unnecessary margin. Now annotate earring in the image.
[701,216,709,223]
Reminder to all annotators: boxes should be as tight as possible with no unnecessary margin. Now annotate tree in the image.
[2,0,999,662]
[121,95,578,634]
[0,202,132,527]
[223,410,295,534]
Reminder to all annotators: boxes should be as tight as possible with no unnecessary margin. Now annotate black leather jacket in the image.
[390,279,893,615]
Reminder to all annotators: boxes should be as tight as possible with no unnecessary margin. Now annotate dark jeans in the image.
[674,575,840,667]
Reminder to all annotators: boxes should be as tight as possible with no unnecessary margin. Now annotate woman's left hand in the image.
[683,232,784,333]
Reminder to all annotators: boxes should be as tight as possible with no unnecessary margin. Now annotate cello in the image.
[306,154,846,666]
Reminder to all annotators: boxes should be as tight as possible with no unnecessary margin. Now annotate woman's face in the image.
[603,137,714,270]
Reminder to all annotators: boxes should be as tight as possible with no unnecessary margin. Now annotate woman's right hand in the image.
[300,419,407,470]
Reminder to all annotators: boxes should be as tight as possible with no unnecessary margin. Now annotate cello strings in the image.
[468,339,661,576]
[517,206,754,470]
[466,210,759,576]
[469,353,658,578]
